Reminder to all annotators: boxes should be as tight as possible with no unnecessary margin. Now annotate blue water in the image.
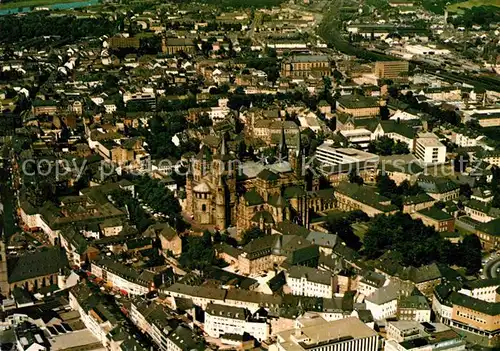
[0,0,99,16]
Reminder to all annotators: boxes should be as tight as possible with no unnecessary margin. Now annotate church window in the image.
[202,204,207,212]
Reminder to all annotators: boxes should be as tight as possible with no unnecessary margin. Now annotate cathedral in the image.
[185,129,336,234]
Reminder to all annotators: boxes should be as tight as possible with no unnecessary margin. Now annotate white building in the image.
[364,282,399,321]
[286,266,333,299]
[204,304,269,341]
[315,144,379,167]
[68,286,117,346]
[130,299,173,351]
[414,133,446,165]
[166,325,202,351]
[273,317,378,351]
[384,321,465,351]
[432,286,453,325]
[340,129,373,149]
[358,271,387,298]
[458,278,500,303]
[452,131,485,148]
[91,259,155,296]
[103,103,117,114]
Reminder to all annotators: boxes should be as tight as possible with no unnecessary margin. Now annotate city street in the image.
[484,253,500,279]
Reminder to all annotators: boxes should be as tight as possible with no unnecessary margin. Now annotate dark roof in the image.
[450,292,500,316]
[168,325,201,351]
[417,206,453,221]
[243,189,264,206]
[8,248,69,284]
[287,265,332,285]
[335,182,398,213]
[399,295,430,310]
[417,175,459,194]
[206,303,247,320]
[403,193,434,205]
[251,210,275,224]
[268,271,286,293]
[274,220,310,237]
[257,169,279,181]
[477,218,500,236]
[242,235,277,260]
[463,278,500,290]
[337,95,379,109]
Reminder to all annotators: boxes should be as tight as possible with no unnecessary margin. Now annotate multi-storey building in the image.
[161,38,196,55]
[334,182,399,217]
[476,218,500,250]
[385,321,465,351]
[315,145,379,168]
[274,317,378,351]
[411,207,455,232]
[414,134,446,165]
[433,282,500,347]
[459,278,500,303]
[91,259,155,296]
[397,295,431,322]
[69,284,120,346]
[130,298,179,351]
[374,61,409,80]
[280,55,331,78]
[417,175,460,202]
[286,266,333,298]
[336,96,380,118]
[204,303,269,341]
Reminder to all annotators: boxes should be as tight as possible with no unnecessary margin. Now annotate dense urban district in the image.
[0,0,499,350]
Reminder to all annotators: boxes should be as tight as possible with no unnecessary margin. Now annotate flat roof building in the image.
[415,134,446,165]
[375,61,409,80]
[315,144,379,168]
[274,317,378,351]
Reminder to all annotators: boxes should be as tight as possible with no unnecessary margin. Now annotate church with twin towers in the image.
[184,128,336,235]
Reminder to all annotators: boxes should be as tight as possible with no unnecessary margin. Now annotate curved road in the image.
[484,255,500,279]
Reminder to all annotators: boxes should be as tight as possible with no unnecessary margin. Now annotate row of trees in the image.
[363,212,482,274]
[134,175,185,230]
[0,12,117,44]
[450,6,500,28]
[367,136,410,156]
[109,188,155,232]
[376,175,423,209]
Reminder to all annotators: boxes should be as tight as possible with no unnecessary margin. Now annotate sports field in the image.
[447,0,500,13]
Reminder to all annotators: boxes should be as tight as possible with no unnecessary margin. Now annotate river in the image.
[0,0,99,16]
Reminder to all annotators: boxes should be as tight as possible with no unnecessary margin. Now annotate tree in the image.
[348,170,364,185]
[179,235,216,271]
[454,152,470,173]
[460,183,472,198]
[197,113,213,128]
[325,213,362,251]
[376,174,397,198]
[393,141,410,155]
[241,227,266,245]
[460,235,482,275]
[363,213,443,266]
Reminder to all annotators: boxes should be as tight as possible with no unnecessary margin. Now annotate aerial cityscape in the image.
[0,0,499,350]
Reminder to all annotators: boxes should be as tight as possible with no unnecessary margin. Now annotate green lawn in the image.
[352,222,369,241]
[447,0,500,13]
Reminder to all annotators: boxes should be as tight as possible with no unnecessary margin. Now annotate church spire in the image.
[295,132,303,178]
[278,125,288,161]
[220,133,227,156]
